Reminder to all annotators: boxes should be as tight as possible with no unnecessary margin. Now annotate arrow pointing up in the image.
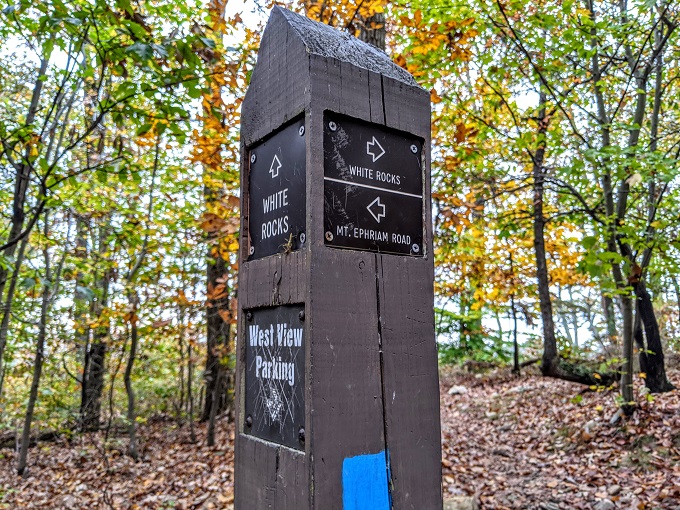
[367,196,386,223]
[366,136,385,163]
[269,154,282,178]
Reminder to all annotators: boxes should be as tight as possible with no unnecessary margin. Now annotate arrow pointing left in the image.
[269,154,282,178]
[367,196,386,223]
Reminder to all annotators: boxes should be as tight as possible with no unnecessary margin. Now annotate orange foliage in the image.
[304,0,385,35]
[394,13,477,78]
[190,0,252,262]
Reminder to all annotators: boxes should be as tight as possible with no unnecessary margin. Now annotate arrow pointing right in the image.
[366,136,385,162]
[367,196,386,223]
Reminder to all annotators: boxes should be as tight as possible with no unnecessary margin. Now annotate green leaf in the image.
[126,42,153,61]
[582,236,597,249]
[20,277,36,290]
[136,123,153,136]
[116,0,133,15]
[125,21,149,41]
[75,285,95,302]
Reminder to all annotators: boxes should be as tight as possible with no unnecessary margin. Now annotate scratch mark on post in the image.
[272,269,282,304]
[374,253,392,501]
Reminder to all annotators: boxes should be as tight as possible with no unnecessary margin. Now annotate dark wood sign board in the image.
[248,117,306,261]
[236,7,443,510]
[244,304,305,450]
[324,112,424,256]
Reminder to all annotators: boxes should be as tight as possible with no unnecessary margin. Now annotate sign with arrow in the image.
[323,112,424,256]
[248,118,307,261]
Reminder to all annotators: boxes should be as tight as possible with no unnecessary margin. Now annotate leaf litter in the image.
[0,368,678,509]
[440,366,680,509]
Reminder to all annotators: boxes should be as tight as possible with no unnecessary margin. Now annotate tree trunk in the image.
[568,287,579,348]
[674,278,680,334]
[620,295,635,415]
[531,90,558,376]
[359,12,386,50]
[75,218,94,430]
[202,255,231,421]
[585,0,639,414]
[124,292,139,460]
[176,301,186,425]
[198,0,234,426]
[0,57,50,391]
[629,23,674,396]
[207,361,221,447]
[120,137,159,457]
[601,293,618,347]
[79,224,109,431]
[556,285,574,347]
[187,323,197,444]
[633,281,674,393]
[0,56,48,263]
[81,341,106,430]
[17,225,51,476]
[79,57,111,430]
[511,292,519,375]
[0,236,29,400]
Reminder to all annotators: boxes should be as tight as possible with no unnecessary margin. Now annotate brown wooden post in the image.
[235,7,442,509]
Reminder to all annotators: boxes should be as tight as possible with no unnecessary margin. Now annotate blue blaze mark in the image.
[342,451,390,510]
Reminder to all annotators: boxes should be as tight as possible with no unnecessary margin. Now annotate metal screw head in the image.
[245,415,253,428]
[412,243,420,253]
[249,246,254,255]
[299,126,305,136]
[299,232,306,244]
[250,153,256,163]
[325,231,334,241]
[328,121,337,132]
[298,310,305,321]
[410,144,418,154]
[246,311,253,322]
[298,426,305,442]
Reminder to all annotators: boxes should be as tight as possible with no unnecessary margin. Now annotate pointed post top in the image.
[268,6,419,88]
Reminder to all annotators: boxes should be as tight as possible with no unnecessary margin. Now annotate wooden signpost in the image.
[235,7,442,509]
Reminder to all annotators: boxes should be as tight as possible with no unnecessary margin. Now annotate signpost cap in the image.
[269,6,420,88]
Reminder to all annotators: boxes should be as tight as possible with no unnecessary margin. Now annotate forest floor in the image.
[0,366,678,509]
[440,365,680,509]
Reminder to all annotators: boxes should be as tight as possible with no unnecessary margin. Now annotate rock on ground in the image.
[444,496,478,510]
